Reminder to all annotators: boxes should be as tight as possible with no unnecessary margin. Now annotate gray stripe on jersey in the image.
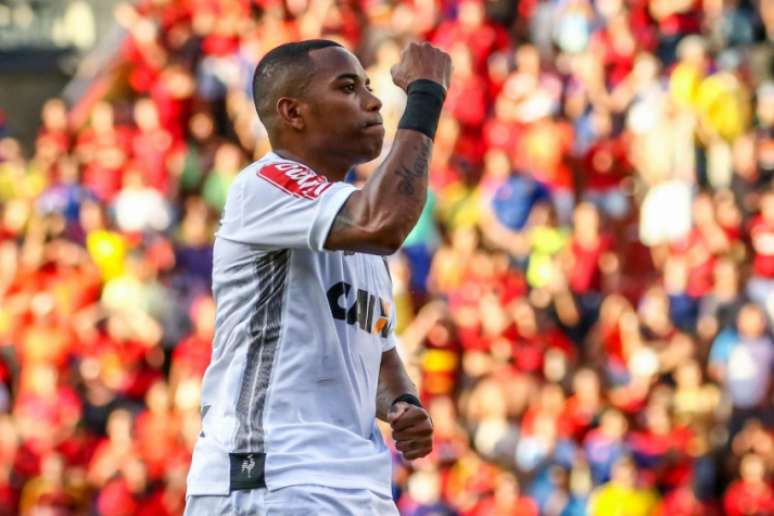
[235,249,289,452]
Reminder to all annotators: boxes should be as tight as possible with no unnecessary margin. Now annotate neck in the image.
[272,145,352,183]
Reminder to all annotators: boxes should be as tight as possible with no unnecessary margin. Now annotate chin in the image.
[352,139,384,165]
[366,139,384,160]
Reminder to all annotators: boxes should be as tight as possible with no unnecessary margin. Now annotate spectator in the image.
[724,304,774,436]
[469,472,538,515]
[0,0,771,512]
[747,190,774,321]
[76,102,131,203]
[397,469,456,516]
[18,453,79,515]
[584,409,629,485]
[588,456,661,516]
[201,142,244,213]
[723,453,774,516]
[131,99,174,195]
[112,165,172,233]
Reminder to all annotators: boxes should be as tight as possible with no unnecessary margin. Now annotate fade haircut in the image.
[252,39,343,131]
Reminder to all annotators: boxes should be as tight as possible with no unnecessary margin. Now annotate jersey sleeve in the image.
[383,330,398,353]
[217,160,356,251]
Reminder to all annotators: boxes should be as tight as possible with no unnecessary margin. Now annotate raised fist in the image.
[388,402,433,461]
[391,42,452,94]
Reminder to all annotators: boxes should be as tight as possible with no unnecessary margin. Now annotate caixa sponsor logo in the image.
[258,162,332,200]
[327,281,390,337]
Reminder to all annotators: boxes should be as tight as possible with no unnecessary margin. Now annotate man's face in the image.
[301,47,384,164]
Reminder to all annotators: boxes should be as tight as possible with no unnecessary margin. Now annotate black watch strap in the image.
[392,393,423,408]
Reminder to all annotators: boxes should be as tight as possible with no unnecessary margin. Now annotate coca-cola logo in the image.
[257,161,332,200]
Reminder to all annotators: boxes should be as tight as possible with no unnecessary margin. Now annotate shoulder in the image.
[253,155,333,201]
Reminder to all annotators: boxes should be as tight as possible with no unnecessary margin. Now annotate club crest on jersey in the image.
[241,455,256,478]
[327,281,391,337]
[258,162,332,200]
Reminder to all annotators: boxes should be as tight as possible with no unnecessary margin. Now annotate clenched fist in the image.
[388,401,433,461]
[391,42,452,94]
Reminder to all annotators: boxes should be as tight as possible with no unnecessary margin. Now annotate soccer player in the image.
[184,40,452,514]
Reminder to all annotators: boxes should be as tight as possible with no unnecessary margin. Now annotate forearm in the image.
[326,48,450,255]
[360,130,433,248]
[376,348,419,421]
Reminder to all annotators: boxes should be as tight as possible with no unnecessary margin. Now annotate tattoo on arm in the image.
[395,139,431,197]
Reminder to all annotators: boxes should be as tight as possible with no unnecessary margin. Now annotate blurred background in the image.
[0,0,772,514]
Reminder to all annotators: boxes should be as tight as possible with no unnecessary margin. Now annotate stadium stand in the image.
[0,0,772,514]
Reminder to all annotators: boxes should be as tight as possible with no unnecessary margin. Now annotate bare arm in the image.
[376,347,418,422]
[378,347,434,461]
[326,42,451,255]
[327,131,433,255]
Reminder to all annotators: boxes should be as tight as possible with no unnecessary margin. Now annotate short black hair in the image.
[252,39,343,130]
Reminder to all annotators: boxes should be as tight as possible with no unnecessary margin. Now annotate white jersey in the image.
[186,152,396,497]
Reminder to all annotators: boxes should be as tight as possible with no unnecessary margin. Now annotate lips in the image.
[364,119,383,128]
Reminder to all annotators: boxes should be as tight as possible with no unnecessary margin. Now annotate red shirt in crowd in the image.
[122,38,164,94]
[57,429,99,471]
[36,127,70,157]
[135,0,193,31]
[131,127,174,195]
[723,479,774,516]
[657,485,721,516]
[76,126,133,202]
[445,74,489,130]
[568,235,612,294]
[13,387,82,437]
[628,425,694,489]
[483,117,522,154]
[135,409,181,481]
[150,75,193,142]
[558,395,601,440]
[172,334,212,380]
[670,229,716,298]
[96,477,177,516]
[655,0,702,38]
[431,13,510,74]
[511,328,574,374]
[583,137,630,191]
[468,495,539,516]
[0,482,16,516]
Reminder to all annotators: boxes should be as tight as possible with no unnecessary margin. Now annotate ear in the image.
[276,97,305,131]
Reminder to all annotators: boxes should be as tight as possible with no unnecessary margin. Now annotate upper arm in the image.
[325,190,402,255]
[217,161,356,251]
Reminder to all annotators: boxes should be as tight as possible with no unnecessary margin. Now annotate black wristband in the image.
[392,393,423,409]
[398,79,446,140]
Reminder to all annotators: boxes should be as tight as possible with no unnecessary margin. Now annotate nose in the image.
[363,89,382,112]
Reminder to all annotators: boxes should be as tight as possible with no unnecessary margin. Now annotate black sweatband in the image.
[392,393,423,409]
[398,79,446,140]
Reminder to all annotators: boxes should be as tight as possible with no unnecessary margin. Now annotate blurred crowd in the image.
[0,0,773,514]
